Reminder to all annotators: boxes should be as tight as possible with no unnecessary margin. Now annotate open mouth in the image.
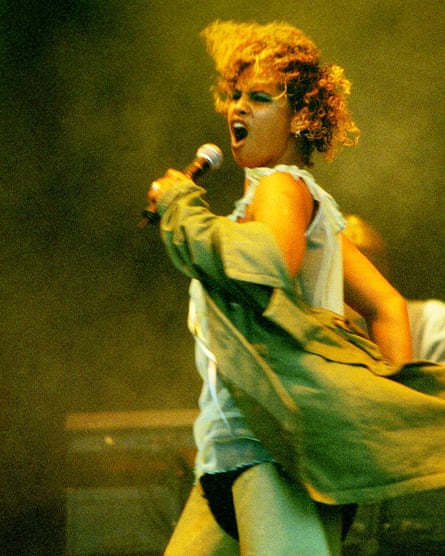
[232,122,248,143]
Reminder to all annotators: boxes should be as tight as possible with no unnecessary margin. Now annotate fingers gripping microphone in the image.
[138,143,223,227]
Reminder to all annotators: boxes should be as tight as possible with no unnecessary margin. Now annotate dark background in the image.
[1,0,444,553]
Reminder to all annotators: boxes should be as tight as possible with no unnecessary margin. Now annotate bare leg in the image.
[164,482,240,556]
[232,463,342,556]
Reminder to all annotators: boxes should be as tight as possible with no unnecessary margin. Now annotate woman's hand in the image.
[146,169,188,214]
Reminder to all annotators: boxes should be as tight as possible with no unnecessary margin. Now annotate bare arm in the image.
[250,172,314,279]
[148,169,313,280]
[342,233,412,363]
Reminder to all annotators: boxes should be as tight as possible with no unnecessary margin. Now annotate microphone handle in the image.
[137,209,160,228]
[138,155,212,228]
[184,158,210,179]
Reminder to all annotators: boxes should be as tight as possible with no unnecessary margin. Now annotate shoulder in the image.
[259,169,307,188]
[255,171,313,223]
[255,170,312,204]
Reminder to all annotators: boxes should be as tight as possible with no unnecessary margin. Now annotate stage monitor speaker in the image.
[65,409,198,556]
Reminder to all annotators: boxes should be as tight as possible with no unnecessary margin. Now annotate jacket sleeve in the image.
[157,179,294,298]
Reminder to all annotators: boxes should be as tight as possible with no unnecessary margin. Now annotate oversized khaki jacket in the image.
[158,179,445,505]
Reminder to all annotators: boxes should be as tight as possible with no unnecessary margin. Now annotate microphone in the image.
[184,143,223,179]
[138,143,223,227]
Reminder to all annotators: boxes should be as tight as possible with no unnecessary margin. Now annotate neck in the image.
[292,135,307,168]
[276,135,307,168]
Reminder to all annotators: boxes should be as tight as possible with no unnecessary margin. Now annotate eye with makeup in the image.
[249,91,273,103]
[232,89,273,103]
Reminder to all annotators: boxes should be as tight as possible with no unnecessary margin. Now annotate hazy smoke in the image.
[1,1,444,551]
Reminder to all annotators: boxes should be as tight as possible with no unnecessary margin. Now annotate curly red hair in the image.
[201,20,359,166]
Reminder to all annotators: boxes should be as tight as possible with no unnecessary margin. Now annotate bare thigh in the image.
[232,463,342,556]
[164,482,240,556]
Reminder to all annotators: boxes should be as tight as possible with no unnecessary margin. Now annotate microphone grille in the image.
[196,143,223,170]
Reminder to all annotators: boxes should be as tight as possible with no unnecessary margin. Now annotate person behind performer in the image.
[147,20,412,555]
[343,214,445,362]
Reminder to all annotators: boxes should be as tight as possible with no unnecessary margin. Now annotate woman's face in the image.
[226,66,298,168]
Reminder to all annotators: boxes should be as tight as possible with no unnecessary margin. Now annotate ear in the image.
[290,108,308,134]
[290,113,305,135]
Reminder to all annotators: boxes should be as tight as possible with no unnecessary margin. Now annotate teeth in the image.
[233,122,248,141]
